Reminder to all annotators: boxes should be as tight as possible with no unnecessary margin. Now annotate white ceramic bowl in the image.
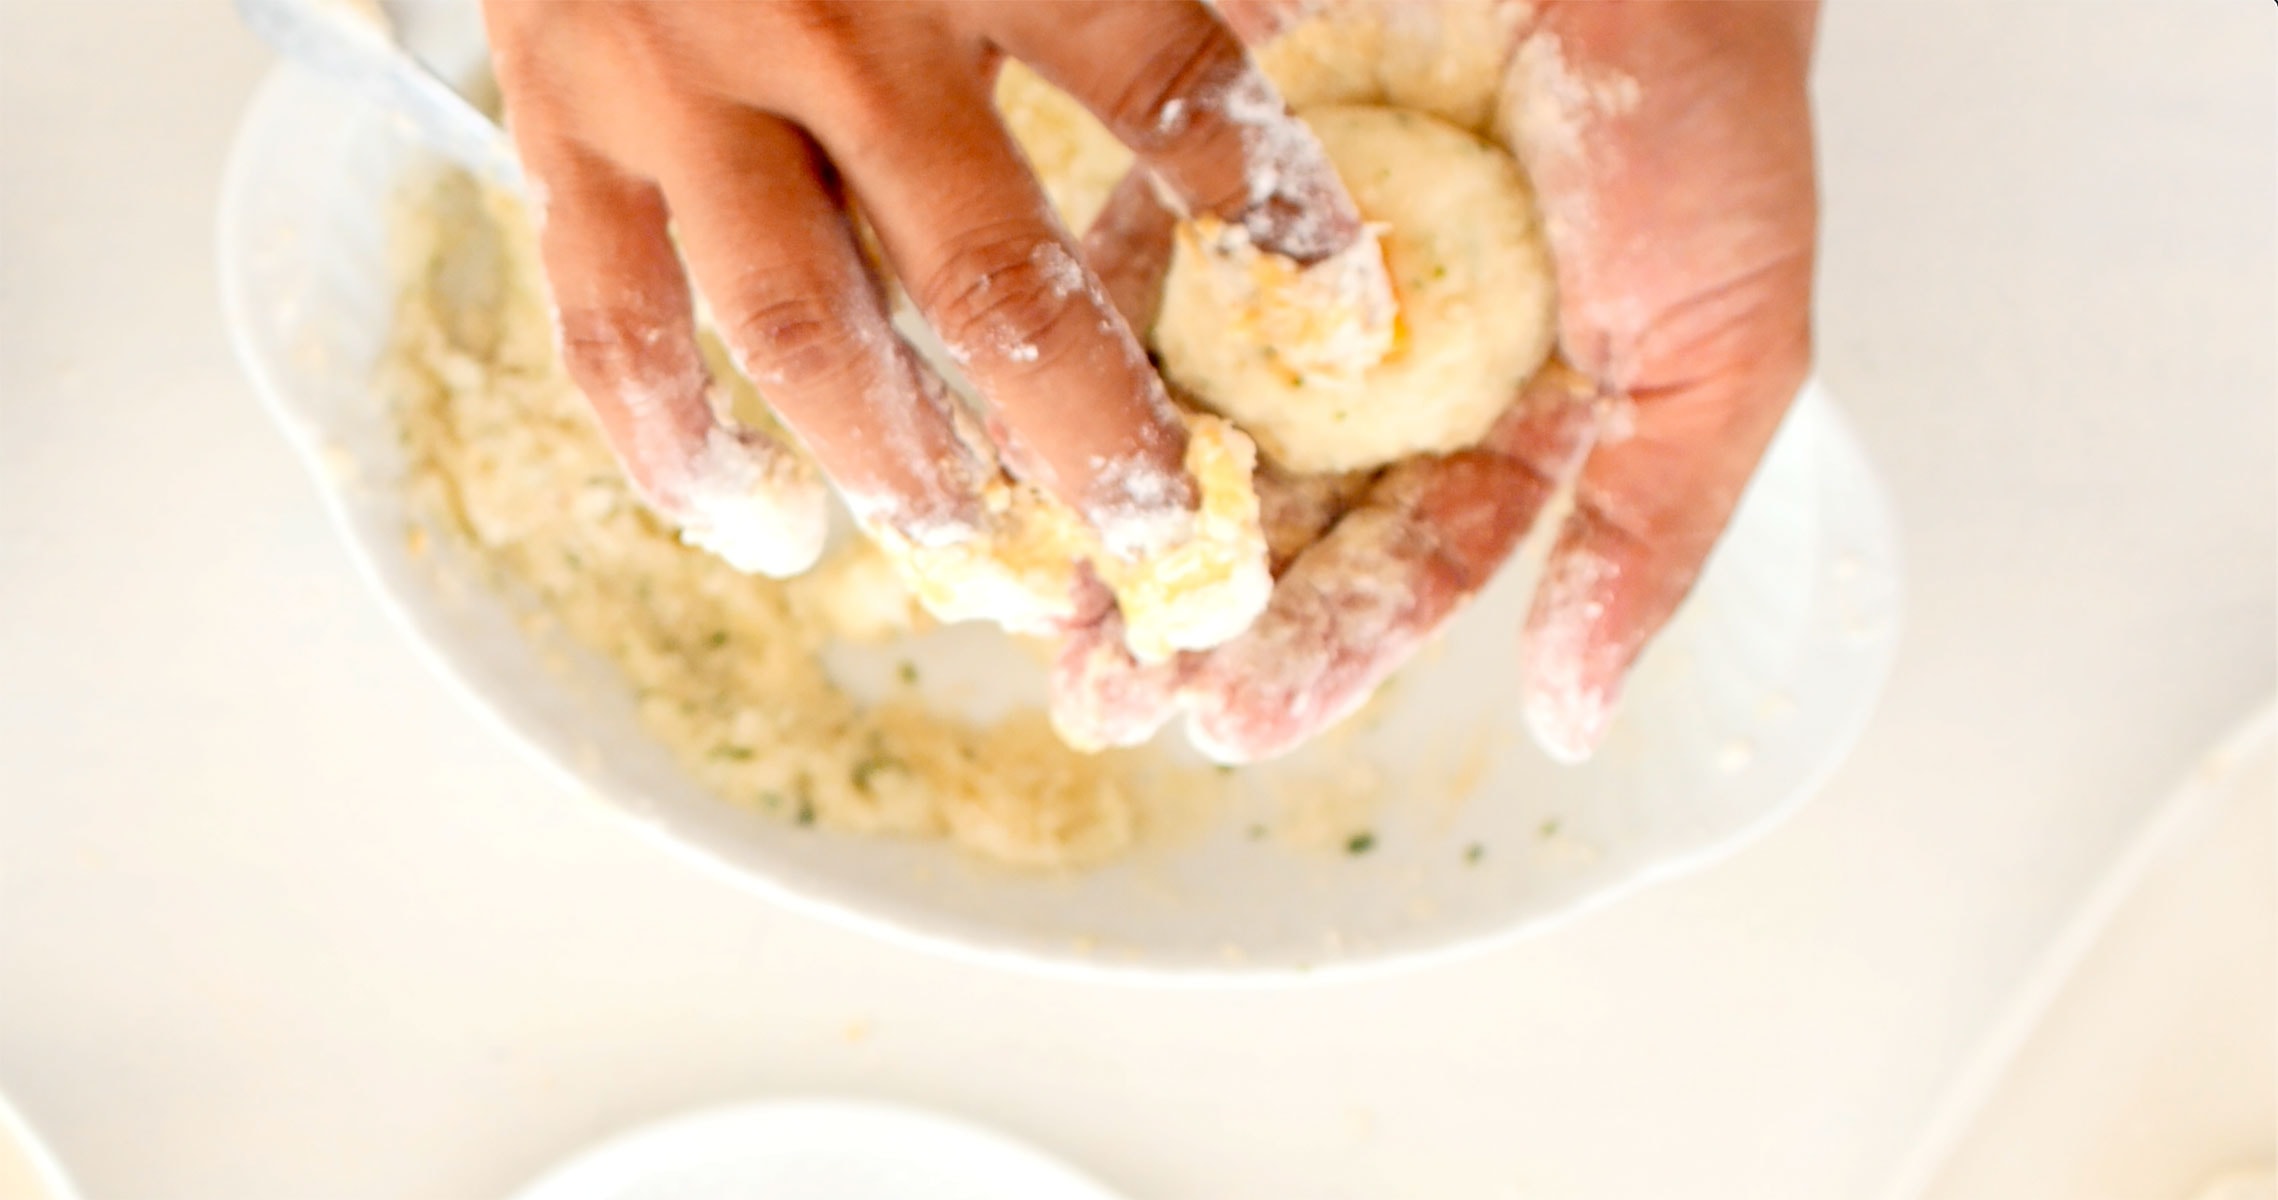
[509,1099,1125,1200]
[218,60,1902,983]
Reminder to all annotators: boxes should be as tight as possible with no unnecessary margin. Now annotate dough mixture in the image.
[999,3,1556,476]
[1154,103,1554,472]
[386,5,1550,865]
[389,178,1204,869]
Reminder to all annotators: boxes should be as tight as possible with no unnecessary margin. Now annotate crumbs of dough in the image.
[383,170,1193,869]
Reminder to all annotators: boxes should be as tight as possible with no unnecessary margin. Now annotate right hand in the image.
[479,0,1372,575]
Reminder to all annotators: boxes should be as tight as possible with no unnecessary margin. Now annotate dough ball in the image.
[1152,104,1556,474]
[1253,1,1525,134]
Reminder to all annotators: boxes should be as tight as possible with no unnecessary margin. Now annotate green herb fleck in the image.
[897,660,919,685]
[1538,818,1562,840]
[760,791,785,810]
[706,630,730,649]
[1345,831,1376,856]
[1246,824,1267,840]
[710,744,754,762]
[795,798,817,827]
[851,753,904,794]
[1215,764,1237,776]
[1465,843,1486,865]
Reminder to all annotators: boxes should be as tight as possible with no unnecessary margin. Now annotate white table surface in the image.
[1,2,2270,1198]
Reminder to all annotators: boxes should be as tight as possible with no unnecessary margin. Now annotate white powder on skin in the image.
[1210,65,1355,263]
[1520,543,1619,763]
[1155,95,1188,138]
[1498,29,1639,169]
[385,171,1208,868]
[1031,239,1086,301]
[674,421,829,578]
[1495,26,1639,250]
[1180,506,1433,763]
[1086,447,1196,559]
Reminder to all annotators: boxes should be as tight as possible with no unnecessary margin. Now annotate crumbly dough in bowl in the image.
[384,8,1554,866]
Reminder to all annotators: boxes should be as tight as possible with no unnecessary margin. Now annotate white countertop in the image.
[1,2,2270,1197]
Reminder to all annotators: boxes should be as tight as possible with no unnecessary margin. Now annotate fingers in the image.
[652,105,988,542]
[1500,1,1820,760]
[1177,373,1597,762]
[1212,0,1320,47]
[990,0,1364,262]
[1180,455,1537,763]
[1045,367,1595,762]
[1520,349,1807,762]
[511,130,828,577]
[1079,169,1178,332]
[1048,573,1183,751]
[810,74,1196,557]
[1253,461,1371,574]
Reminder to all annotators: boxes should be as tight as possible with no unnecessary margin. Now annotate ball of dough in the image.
[1152,104,1557,474]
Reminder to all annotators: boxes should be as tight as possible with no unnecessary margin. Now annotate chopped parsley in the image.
[1538,817,1562,840]
[851,753,904,794]
[706,630,730,649]
[897,660,919,685]
[1464,843,1486,865]
[1345,831,1376,856]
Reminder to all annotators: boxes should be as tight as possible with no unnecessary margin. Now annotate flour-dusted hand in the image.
[1060,0,1821,763]
[480,0,1375,574]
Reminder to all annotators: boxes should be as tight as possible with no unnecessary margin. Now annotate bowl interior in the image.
[219,62,1901,981]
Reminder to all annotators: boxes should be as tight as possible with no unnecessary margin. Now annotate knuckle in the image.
[919,226,1092,370]
[553,306,671,388]
[1105,12,1238,148]
[720,288,875,391]
[774,0,866,50]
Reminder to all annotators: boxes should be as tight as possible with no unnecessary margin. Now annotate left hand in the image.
[1054,0,1821,763]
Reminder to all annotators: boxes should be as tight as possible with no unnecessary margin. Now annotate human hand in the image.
[1056,0,1820,763]
[480,0,1370,575]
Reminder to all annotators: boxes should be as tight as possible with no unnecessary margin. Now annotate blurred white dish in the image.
[217,59,1901,981]
[0,1091,79,1200]
[1906,704,2276,1200]
[509,1100,1123,1200]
